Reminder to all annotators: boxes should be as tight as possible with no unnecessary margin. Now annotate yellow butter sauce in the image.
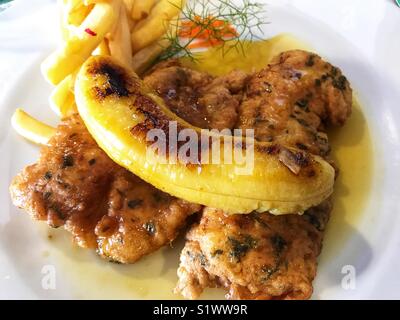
[180,34,310,75]
[45,229,225,299]
[323,99,373,258]
[45,34,373,299]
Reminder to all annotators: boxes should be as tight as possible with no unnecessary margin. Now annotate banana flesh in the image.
[75,56,335,214]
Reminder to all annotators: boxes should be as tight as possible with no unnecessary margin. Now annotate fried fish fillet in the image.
[175,202,331,300]
[175,50,352,299]
[143,59,248,130]
[237,50,352,156]
[10,114,201,263]
[10,62,246,263]
[10,50,352,300]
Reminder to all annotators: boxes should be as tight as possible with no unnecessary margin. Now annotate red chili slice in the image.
[84,28,97,36]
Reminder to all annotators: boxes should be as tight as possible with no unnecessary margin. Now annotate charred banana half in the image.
[75,56,335,214]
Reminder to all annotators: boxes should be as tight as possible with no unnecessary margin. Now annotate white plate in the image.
[1,0,400,299]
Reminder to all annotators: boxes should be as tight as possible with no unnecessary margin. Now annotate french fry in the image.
[106,0,121,36]
[131,0,184,52]
[83,0,105,5]
[42,1,118,85]
[49,75,77,116]
[107,1,133,69]
[11,109,56,146]
[66,4,92,26]
[123,0,135,12]
[61,3,92,41]
[131,0,155,20]
[93,39,111,56]
[124,2,136,31]
[132,38,170,75]
[63,0,82,11]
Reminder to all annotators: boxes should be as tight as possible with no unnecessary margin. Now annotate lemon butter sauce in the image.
[44,34,373,299]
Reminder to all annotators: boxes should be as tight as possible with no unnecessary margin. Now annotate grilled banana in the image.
[75,56,335,214]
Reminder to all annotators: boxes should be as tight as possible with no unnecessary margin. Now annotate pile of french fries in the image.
[12,0,184,145]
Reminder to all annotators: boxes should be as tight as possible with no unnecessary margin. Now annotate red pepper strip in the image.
[84,28,97,36]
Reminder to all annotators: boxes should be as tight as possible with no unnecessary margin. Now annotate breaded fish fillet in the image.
[175,50,352,299]
[237,50,352,156]
[10,62,246,264]
[10,50,352,300]
[143,59,248,130]
[175,202,331,299]
[10,114,201,263]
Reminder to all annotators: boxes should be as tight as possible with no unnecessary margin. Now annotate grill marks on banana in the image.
[130,94,179,142]
[129,94,205,166]
[88,61,190,157]
[87,59,321,178]
[87,61,238,168]
[89,61,136,99]
[128,90,317,176]
[256,143,316,177]
[87,61,186,161]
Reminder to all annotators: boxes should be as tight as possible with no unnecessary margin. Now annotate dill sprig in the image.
[159,0,268,62]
